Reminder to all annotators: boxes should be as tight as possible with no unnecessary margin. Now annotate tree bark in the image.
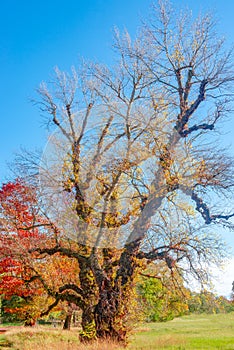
[94,289,128,345]
[78,257,98,342]
[63,312,72,330]
[79,304,96,342]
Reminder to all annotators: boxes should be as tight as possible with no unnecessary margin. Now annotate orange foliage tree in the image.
[0,179,80,325]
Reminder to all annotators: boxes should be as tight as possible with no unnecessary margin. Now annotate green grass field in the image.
[1,313,234,349]
[129,313,234,349]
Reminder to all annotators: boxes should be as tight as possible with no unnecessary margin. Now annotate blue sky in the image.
[0,0,234,295]
[1,0,234,181]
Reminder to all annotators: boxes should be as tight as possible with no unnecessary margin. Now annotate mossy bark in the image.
[79,305,97,342]
[78,257,98,342]
[77,245,140,344]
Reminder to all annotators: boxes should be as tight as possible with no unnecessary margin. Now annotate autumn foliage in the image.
[0,179,79,324]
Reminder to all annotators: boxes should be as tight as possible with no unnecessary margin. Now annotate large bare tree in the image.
[3,1,234,344]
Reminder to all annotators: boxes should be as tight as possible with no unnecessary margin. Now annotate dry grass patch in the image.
[129,332,187,349]
[2,326,125,350]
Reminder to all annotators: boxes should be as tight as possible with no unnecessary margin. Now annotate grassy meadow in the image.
[1,312,234,349]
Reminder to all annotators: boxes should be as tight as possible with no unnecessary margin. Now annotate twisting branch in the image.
[40,299,60,317]
[139,272,162,279]
[181,187,234,224]
[18,223,54,231]
[59,283,84,297]
[25,273,85,317]
[176,79,208,136]
[41,292,84,317]
[25,274,55,297]
[137,247,169,261]
[182,122,214,136]
[29,245,88,263]
[52,107,73,142]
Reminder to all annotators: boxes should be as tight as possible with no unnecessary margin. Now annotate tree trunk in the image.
[93,272,137,345]
[63,312,72,330]
[24,313,36,327]
[78,278,131,344]
[78,257,98,342]
[94,291,127,344]
[79,304,96,342]
[77,246,138,344]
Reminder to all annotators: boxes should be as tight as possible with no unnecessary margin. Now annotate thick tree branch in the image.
[40,292,84,317]
[176,79,208,136]
[40,299,60,317]
[182,187,234,224]
[18,223,53,231]
[137,249,168,261]
[182,122,214,136]
[52,108,73,143]
[29,245,88,263]
[59,283,84,297]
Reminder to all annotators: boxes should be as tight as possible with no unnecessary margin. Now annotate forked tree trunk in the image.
[79,264,136,344]
[78,245,138,344]
[94,290,127,344]
[78,281,130,345]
